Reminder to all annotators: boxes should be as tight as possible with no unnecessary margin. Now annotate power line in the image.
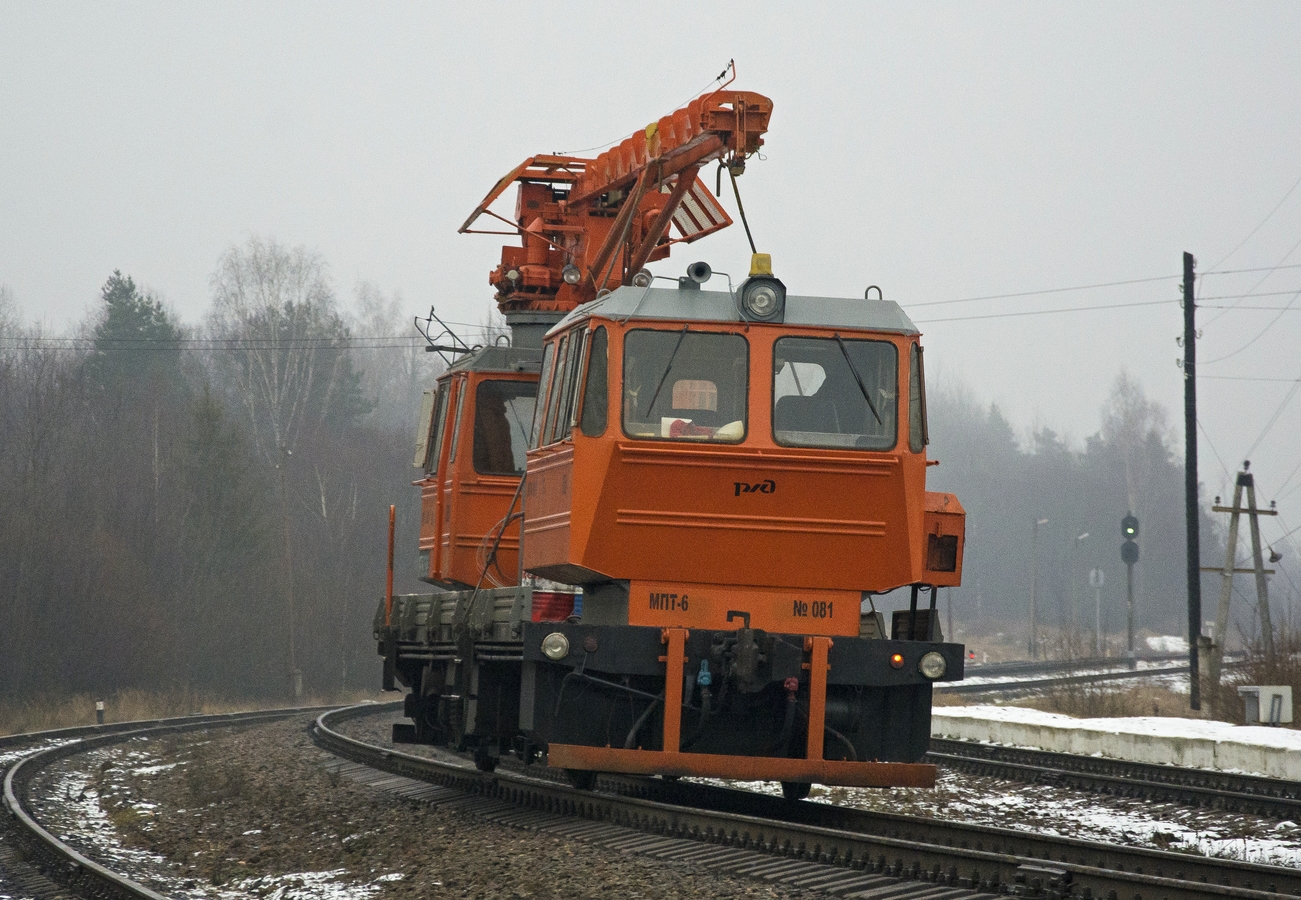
[1197,418,1233,483]
[1244,377,1301,459]
[1202,284,1301,365]
[1204,262,1301,276]
[1203,233,1301,328]
[912,299,1170,324]
[1200,288,1301,301]
[906,273,1178,309]
[1201,375,1301,382]
[1207,170,1301,272]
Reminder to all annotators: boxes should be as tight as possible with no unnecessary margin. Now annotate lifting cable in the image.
[727,166,757,255]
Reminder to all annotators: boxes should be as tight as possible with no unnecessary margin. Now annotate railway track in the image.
[9,702,1301,900]
[315,703,1301,900]
[1,708,317,900]
[941,654,1246,697]
[930,738,1301,821]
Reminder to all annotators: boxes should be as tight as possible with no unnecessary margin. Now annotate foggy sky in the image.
[3,1,1300,561]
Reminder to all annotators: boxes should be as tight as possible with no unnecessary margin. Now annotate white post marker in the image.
[1089,569,1105,656]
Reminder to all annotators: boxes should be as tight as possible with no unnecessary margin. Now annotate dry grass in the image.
[1016,682,1206,720]
[0,688,389,737]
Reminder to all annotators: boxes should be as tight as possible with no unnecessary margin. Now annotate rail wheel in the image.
[565,768,597,790]
[781,781,811,801]
[473,747,498,772]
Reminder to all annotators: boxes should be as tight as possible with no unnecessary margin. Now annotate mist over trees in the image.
[0,239,438,701]
[925,373,1277,649]
[0,248,1275,702]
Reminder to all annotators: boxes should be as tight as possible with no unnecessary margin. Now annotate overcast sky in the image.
[3,1,1300,554]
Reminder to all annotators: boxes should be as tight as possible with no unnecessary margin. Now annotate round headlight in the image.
[541,632,570,661]
[919,651,947,680]
[561,264,581,285]
[740,277,786,322]
[631,268,653,288]
[745,284,780,317]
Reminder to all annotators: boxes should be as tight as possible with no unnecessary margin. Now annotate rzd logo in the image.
[733,479,776,497]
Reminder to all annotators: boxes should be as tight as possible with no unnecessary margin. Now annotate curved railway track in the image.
[930,738,1301,821]
[1,708,317,900]
[315,703,1301,900]
[8,702,1301,900]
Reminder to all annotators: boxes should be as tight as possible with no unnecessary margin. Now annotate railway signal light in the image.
[1121,513,1139,566]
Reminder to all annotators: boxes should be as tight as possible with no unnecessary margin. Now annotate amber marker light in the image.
[889,653,905,669]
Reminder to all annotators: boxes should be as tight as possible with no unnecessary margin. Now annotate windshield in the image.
[622,328,748,442]
[772,336,897,450]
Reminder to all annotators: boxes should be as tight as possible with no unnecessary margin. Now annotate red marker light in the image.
[889,653,905,669]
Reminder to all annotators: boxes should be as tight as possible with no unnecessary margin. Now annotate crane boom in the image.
[461,89,773,313]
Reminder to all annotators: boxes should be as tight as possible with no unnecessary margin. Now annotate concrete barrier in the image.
[933,705,1301,780]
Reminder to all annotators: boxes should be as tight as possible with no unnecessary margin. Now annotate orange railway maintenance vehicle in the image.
[375,76,967,799]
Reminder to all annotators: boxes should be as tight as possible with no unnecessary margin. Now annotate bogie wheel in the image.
[781,781,811,801]
[473,748,498,773]
[565,768,598,790]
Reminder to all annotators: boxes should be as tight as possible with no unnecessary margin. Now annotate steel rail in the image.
[941,658,1249,696]
[930,737,1301,820]
[3,707,326,900]
[314,703,1301,900]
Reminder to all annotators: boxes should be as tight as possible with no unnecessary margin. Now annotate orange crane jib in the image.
[460,90,773,313]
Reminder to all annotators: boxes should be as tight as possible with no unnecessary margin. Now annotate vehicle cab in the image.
[522,273,965,637]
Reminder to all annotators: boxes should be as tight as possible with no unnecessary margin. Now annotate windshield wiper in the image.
[834,333,883,427]
[644,324,691,416]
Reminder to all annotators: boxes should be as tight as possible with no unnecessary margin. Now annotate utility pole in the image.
[1028,517,1049,659]
[1182,251,1202,710]
[1203,462,1279,709]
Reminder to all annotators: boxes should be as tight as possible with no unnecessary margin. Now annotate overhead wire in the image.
[1197,418,1234,484]
[1206,170,1301,273]
[1244,377,1301,460]
[912,299,1170,324]
[1201,283,1301,364]
[1202,233,1301,329]
[906,273,1178,309]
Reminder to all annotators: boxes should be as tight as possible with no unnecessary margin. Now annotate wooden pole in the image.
[1183,252,1202,710]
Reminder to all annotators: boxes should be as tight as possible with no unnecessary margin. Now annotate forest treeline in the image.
[0,238,440,700]
[925,376,1287,648]
[0,242,1273,700]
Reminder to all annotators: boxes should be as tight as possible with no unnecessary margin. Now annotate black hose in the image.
[678,687,714,752]
[622,696,662,749]
[775,694,798,755]
[823,725,858,762]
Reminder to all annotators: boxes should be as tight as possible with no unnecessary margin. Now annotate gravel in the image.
[337,708,1301,867]
[26,713,831,900]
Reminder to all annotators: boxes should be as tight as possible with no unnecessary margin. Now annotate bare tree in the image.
[209,237,360,698]
[209,238,351,464]
[348,280,441,432]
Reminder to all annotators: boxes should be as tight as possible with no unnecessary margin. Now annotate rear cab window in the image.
[473,380,538,475]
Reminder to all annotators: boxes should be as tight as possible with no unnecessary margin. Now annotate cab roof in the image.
[549,284,920,337]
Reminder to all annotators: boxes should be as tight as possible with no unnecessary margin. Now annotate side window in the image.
[473,380,538,476]
[529,342,556,450]
[447,379,467,462]
[542,335,569,445]
[622,328,748,442]
[424,382,451,474]
[909,343,928,453]
[580,326,608,437]
[549,326,586,443]
[414,389,435,468]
